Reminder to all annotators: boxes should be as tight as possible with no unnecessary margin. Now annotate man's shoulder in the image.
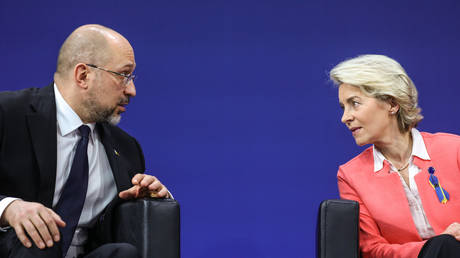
[0,87,39,103]
[0,86,51,110]
[0,85,54,116]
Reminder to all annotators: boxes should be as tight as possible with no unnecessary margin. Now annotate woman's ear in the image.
[388,98,399,115]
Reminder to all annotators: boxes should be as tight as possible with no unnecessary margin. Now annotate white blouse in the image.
[372,128,435,239]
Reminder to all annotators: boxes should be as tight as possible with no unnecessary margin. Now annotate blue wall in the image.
[2,1,460,257]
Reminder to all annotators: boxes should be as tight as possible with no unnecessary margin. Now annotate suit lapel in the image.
[97,123,132,192]
[26,84,57,207]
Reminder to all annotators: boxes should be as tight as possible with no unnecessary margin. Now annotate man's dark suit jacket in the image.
[0,83,145,247]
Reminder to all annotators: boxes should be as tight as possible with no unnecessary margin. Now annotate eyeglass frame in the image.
[86,63,136,85]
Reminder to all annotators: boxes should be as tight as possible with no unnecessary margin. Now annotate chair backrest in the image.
[316,199,360,258]
[114,198,181,258]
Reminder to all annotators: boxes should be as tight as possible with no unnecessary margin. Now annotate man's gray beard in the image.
[84,98,121,125]
[88,108,121,125]
[107,114,121,125]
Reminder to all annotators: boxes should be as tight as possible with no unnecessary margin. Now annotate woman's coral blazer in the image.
[338,132,460,258]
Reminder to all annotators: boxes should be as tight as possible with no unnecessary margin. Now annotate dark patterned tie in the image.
[54,125,90,256]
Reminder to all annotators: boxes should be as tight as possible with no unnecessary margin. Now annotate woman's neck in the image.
[375,129,413,167]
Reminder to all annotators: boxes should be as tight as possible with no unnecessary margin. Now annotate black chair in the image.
[113,198,180,258]
[316,199,360,258]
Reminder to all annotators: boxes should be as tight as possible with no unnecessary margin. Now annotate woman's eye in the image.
[352,101,360,106]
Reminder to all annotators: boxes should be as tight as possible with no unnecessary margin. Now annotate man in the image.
[0,24,170,258]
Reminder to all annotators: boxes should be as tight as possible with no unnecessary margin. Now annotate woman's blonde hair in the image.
[329,54,423,132]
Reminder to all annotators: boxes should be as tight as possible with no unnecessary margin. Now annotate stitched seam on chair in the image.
[142,200,148,258]
[323,201,329,258]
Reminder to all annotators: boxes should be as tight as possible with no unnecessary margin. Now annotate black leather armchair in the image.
[113,198,180,258]
[316,199,360,258]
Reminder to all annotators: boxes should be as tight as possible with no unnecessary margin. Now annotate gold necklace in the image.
[397,161,410,172]
[397,134,413,172]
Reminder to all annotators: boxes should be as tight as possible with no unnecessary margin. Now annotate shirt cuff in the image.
[0,197,20,229]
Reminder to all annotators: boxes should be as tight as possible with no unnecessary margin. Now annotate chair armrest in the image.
[316,199,360,258]
[113,198,180,258]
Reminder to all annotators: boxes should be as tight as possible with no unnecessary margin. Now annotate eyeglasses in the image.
[86,64,136,86]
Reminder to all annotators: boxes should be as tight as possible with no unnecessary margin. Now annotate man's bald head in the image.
[54,24,127,80]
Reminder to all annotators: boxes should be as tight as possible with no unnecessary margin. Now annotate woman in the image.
[330,54,460,258]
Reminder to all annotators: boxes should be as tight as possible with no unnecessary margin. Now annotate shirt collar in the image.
[54,83,95,137]
[373,128,430,172]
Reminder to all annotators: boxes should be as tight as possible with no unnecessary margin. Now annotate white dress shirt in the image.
[373,128,436,239]
[0,84,117,257]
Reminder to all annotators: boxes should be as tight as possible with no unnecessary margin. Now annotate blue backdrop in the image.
[2,1,460,257]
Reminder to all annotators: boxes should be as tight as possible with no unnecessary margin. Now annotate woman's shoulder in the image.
[420,131,460,146]
[338,146,374,175]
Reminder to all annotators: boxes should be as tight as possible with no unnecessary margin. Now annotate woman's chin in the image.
[354,137,369,147]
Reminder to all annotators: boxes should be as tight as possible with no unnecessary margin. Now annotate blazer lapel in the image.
[97,123,132,192]
[26,84,57,208]
[413,157,432,181]
[374,159,424,240]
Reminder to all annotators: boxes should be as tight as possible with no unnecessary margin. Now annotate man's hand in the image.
[119,173,170,199]
[1,200,65,249]
[442,222,460,241]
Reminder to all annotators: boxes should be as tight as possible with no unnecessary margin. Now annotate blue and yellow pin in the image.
[428,167,449,204]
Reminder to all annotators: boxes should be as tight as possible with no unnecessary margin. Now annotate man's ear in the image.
[74,63,90,89]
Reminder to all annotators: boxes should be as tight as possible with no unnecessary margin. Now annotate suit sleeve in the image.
[0,105,5,202]
[133,137,145,174]
[337,168,425,258]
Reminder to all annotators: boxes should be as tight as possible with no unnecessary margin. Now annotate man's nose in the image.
[124,81,136,97]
